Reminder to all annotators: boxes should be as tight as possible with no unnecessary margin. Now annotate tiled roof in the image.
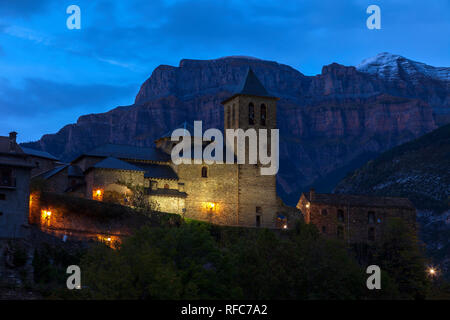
[35,165,67,180]
[303,192,415,209]
[147,188,187,198]
[93,157,146,172]
[129,162,179,180]
[21,147,58,161]
[75,143,171,162]
[34,164,84,179]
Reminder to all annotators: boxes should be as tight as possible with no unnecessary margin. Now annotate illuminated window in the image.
[337,209,344,222]
[164,184,169,189]
[201,166,208,178]
[260,104,266,126]
[248,103,255,125]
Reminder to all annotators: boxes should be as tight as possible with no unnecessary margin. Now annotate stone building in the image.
[63,68,295,228]
[21,147,60,177]
[0,132,34,239]
[33,164,85,196]
[296,189,416,243]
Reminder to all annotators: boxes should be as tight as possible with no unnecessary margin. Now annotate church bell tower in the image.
[220,67,280,228]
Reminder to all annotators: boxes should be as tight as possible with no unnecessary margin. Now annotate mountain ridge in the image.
[22,53,447,204]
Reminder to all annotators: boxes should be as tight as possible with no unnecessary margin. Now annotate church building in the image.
[41,68,295,228]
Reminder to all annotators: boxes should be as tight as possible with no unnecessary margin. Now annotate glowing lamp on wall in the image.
[305,203,310,208]
[41,210,52,219]
[93,189,103,200]
[206,202,216,212]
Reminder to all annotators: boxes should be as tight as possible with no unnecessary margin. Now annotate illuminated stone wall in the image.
[237,164,279,228]
[85,168,145,200]
[148,194,185,215]
[28,192,152,243]
[175,163,240,226]
[221,94,280,228]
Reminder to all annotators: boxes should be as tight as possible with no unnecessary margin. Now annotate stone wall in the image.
[223,95,279,228]
[85,168,145,200]
[237,164,279,228]
[0,167,31,239]
[29,156,56,177]
[148,194,185,215]
[43,166,69,193]
[29,192,155,244]
[175,163,239,226]
[297,194,417,243]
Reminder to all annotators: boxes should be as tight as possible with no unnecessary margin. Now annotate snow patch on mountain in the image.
[357,52,450,82]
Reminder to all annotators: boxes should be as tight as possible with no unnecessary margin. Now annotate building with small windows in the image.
[40,68,297,228]
[296,189,416,243]
[0,132,34,239]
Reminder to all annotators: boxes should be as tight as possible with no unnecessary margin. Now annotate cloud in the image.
[0,77,138,117]
[3,25,50,44]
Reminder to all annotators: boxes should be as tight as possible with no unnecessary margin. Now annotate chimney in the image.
[309,188,315,201]
[9,131,17,152]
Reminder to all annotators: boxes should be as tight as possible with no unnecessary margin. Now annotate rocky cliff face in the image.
[23,54,447,204]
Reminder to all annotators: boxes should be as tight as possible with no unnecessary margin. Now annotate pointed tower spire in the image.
[221,67,277,105]
[236,67,269,96]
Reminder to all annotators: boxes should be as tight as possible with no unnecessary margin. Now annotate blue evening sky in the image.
[0,0,449,142]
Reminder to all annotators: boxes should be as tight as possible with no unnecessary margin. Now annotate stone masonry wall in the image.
[85,168,145,199]
[297,194,417,243]
[175,163,239,226]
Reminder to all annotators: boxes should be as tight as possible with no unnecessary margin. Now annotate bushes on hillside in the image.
[72,221,379,300]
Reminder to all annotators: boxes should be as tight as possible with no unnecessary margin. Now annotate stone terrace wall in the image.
[29,192,180,243]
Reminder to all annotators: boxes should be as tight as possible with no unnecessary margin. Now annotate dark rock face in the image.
[23,54,447,204]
